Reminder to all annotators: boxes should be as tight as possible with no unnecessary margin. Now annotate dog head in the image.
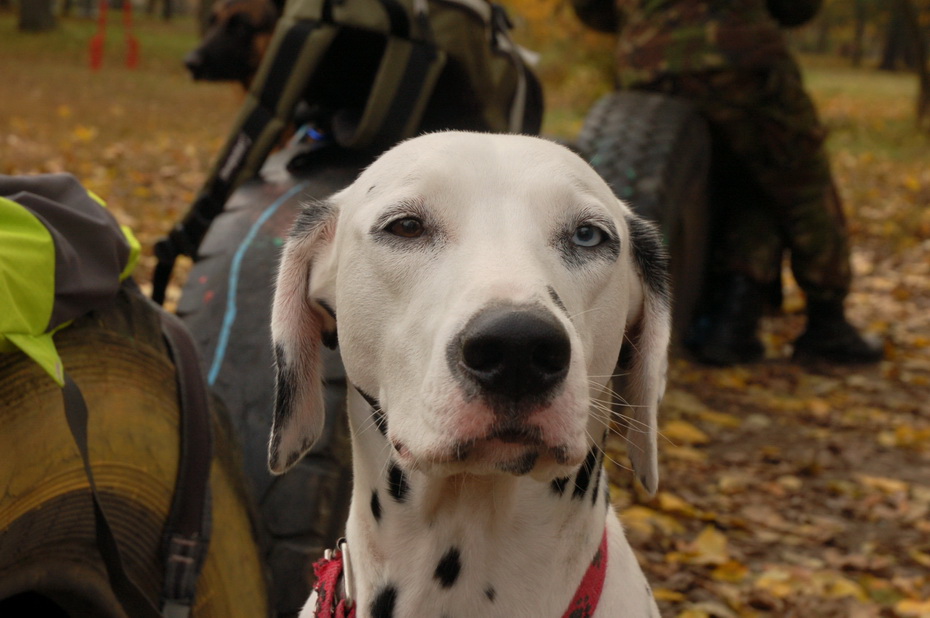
[184,0,279,86]
[269,131,671,493]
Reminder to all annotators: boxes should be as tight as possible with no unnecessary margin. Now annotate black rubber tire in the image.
[0,287,270,618]
[176,147,371,616]
[576,90,712,342]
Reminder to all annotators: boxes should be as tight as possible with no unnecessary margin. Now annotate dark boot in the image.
[686,274,765,366]
[793,300,884,364]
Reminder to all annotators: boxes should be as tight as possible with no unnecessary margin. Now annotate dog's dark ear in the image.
[613,212,671,495]
[268,200,338,474]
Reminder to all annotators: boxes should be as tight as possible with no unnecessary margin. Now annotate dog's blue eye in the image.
[387,217,424,238]
[572,225,604,247]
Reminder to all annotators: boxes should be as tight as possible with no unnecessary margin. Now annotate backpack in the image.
[152,0,543,303]
[0,174,217,618]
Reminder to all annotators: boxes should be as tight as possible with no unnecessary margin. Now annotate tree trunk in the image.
[18,0,57,31]
[851,0,866,67]
[815,8,831,54]
[893,0,930,129]
[879,1,917,70]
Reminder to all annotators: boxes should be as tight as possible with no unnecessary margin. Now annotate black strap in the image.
[60,309,214,618]
[158,309,214,617]
[151,18,321,305]
[62,375,163,618]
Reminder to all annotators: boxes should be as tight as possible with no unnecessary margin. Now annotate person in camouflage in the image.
[572,0,883,365]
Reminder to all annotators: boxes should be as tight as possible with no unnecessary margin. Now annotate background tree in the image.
[19,0,57,31]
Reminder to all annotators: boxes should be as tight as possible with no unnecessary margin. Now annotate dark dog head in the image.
[184,0,280,86]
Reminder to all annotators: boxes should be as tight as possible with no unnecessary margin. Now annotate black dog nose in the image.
[184,50,205,79]
[457,306,571,402]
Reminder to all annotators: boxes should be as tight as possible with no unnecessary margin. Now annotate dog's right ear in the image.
[268,200,338,475]
[614,213,671,496]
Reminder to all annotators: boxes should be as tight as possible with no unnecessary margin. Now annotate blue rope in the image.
[207,181,309,385]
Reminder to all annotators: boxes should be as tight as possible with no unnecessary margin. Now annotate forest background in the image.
[2,0,930,615]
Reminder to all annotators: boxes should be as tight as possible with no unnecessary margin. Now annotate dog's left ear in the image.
[268,200,339,475]
[614,213,672,495]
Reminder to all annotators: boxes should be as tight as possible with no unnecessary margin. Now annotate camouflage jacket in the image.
[572,0,815,87]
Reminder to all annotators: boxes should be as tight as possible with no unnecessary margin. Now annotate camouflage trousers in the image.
[632,58,851,305]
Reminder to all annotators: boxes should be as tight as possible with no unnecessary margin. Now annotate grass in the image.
[800,54,925,162]
[1,12,239,289]
[1,10,927,289]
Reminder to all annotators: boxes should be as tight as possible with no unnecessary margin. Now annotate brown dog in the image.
[184,0,282,86]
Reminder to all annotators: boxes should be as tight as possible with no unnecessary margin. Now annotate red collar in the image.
[561,528,609,618]
[311,529,608,618]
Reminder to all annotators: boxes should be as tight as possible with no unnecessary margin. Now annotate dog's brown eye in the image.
[387,218,424,238]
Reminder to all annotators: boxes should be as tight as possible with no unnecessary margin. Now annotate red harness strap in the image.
[561,528,609,618]
[312,528,608,618]
[312,549,355,618]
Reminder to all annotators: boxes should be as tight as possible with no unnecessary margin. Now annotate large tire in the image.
[177,148,370,616]
[0,287,270,617]
[576,91,712,343]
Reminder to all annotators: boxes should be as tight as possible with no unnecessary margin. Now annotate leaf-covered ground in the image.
[610,62,930,618]
[2,13,929,617]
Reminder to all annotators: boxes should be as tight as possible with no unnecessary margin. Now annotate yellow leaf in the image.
[856,474,909,494]
[711,560,749,583]
[894,425,930,449]
[657,491,700,517]
[690,526,729,565]
[896,599,930,617]
[711,368,750,389]
[811,571,868,601]
[57,104,72,118]
[908,548,930,569]
[620,505,685,537]
[669,526,729,566]
[664,445,709,462]
[676,610,710,618]
[72,125,98,142]
[755,569,794,598]
[662,420,710,446]
[696,409,742,428]
[653,588,686,602]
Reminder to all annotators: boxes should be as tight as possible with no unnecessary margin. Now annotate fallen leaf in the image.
[668,526,729,566]
[663,420,710,446]
[620,505,685,537]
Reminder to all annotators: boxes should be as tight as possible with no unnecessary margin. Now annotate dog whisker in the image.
[584,427,635,476]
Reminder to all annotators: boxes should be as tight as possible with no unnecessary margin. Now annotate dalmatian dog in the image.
[270,131,670,617]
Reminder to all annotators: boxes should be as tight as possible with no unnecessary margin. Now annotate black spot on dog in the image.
[485,586,496,602]
[499,450,538,475]
[551,476,570,496]
[273,344,295,419]
[356,386,388,437]
[626,214,671,309]
[591,446,607,506]
[434,547,462,588]
[317,298,337,321]
[270,343,298,467]
[321,328,338,350]
[572,446,599,500]
[547,285,569,317]
[370,585,397,618]
[371,490,382,522]
[290,199,336,241]
[388,461,410,503]
[591,455,604,507]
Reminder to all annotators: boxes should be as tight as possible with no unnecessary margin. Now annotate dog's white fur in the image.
[270,131,669,617]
